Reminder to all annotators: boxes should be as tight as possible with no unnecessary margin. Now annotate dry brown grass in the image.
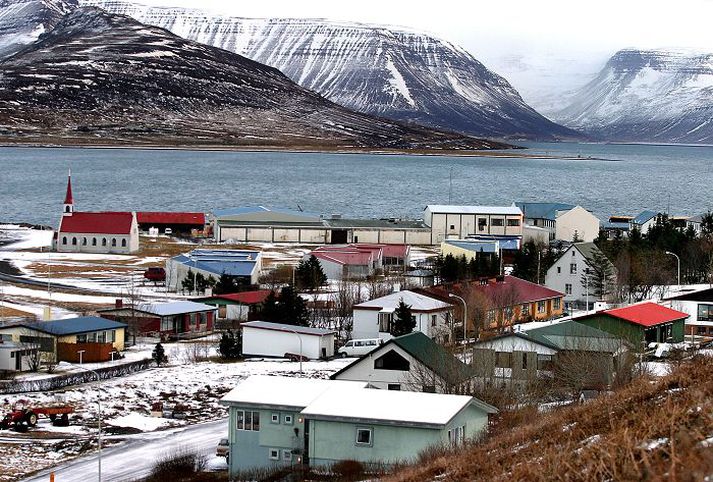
[387,357,713,482]
[0,305,35,318]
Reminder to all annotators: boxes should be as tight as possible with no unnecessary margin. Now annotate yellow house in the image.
[0,316,127,363]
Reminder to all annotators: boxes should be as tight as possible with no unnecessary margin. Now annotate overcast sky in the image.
[134,0,713,106]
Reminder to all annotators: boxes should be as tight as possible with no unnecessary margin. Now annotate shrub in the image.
[145,448,208,481]
[331,459,366,481]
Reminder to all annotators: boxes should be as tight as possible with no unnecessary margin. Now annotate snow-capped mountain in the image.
[78,0,578,141]
[555,49,713,144]
[0,0,75,59]
[0,7,508,150]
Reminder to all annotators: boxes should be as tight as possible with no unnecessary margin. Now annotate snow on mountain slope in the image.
[0,0,75,58]
[555,49,713,144]
[78,0,578,140]
[0,7,508,150]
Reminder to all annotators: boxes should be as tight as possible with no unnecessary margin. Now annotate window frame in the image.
[268,448,279,460]
[271,413,280,424]
[355,427,373,446]
[236,410,260,431]
[697,304,713,321]
[282,449,292,461]
[283,414,293,425]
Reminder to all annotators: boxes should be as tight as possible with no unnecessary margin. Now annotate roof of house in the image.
[136,212,205,226]
[420,276,563,307]
[603,221,630,230]
[425,205,523,216]
[462,235,521,250]
[213,206,321,220]
[301,384,496,427]
[196,290,271,305]
[516,320,625,352]
[171,249,261,277]
[220,375,366,409]
[59,212,134,235]
[353,243,410,258]
[354,290,452,312]
[311,250,374,267]
[598,302,688,327]
[515,202,575,221]
[632,210,658,225]
[331,332,471,384]
[324,218,429,230]
[443,239,499,254]
[131,301,215,317]
[241,321,336,336]
[664,287,713,302]
[572,243,614,269]
[8,316,127,336]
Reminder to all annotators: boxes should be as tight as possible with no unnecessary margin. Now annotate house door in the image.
[303,419,310,466]
[15,352,21,370]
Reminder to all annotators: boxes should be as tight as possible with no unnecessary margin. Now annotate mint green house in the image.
[220,375,497,476]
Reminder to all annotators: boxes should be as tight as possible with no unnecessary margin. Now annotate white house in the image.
[423,205,523,244]
[545,242,616,311]
[555,206,601,243]
[331,332,471,393]
[55,172,139,254]
[664,287,713,338]
[0,340,38,372]
[630,210,659,235]
[241,321,336,359]
[352,290,453,342]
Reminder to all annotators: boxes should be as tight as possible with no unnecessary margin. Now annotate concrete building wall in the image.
[426,211,523,244]
[556,207,600,243]
[56,232,135,254]
[545,246,590,308]
[352,309,380,340]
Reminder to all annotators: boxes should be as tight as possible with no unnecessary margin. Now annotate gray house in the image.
[220,375,496,476]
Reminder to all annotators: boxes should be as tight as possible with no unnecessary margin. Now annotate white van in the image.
[337,338,383,357]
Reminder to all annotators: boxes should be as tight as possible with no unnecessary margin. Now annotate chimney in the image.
[115,299,123,309]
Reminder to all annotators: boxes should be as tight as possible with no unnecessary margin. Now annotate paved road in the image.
[24,419,228,482]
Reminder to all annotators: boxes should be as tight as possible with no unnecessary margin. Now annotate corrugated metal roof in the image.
[355,290,452,311]
[515,202,575,221]
[426,205,523,216]
[444,239,499,254]
[135,301,215,316]
[213,206,321,219]
[19,316,127,336]
[59,212,133,235]
[522,320,624,352]
[632,210,658,225]
[242,321,336,336]
[137,212,205,225]
[172,249,261,277]
[602,302,688,327]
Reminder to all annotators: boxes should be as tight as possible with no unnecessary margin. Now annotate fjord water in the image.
[1,142,711,226]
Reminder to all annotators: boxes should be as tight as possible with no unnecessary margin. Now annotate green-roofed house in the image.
[472,320,629,390]
[330,331,471,394]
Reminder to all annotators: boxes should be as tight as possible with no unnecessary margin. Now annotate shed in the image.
[241,321,336,359]
[194,290,271,322]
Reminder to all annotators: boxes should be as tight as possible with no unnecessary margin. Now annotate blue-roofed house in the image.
[99,300,217,339]
[515,202,600,242]
[630,210,659,235]
[0,316,127,363]
[166,249,263,293]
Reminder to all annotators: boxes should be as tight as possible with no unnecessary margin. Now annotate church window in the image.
[92,238,97,246]
[72,237,77,245]
[111,239,117,247]
[62,237,67,245]
[102,238,107,246]
[82,238,87,246]
[121,239,127,247]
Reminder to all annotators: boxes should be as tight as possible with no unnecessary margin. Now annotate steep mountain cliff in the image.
[0,7,509,150]
[79,0,578,141]
[0,0,75,58]
[555,49,713,144]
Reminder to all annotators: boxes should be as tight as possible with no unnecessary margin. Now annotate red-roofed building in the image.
[137,212,206,234]
[577,302,687,344]
[416,275,565,335]
[55,172,139,254]
[307,245,385,280]
[193,290,272,322]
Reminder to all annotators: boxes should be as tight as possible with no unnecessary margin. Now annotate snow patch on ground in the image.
[107,413,170,431]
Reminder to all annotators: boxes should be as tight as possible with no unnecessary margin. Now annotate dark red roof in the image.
[213,290,271,305]
[64,174,73,205]
[421,275,563,305]
[603,302,688,327]
[137,212,205,226]
[59,212,134,235]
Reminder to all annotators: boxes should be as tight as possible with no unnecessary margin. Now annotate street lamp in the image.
[60,361,102,482]
[288,329,303,374]
[448,294,468,360]
[665,251,681,287]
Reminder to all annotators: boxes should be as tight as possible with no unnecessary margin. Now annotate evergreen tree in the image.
[701,211,713,238]
[181,268,195,293]
[218,330,241,359]
[152,342,165,367]
[258,290,282,322]
[581,248,616,301]
[256,287,310,326]
[390,299,415,337]
[296,255,327,291]
[440,254,460,282]
[214,272,239,295]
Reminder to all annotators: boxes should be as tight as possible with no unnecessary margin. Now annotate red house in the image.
[99,300,216,339]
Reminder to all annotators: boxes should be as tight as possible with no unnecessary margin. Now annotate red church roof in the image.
[137,212,205,226]
[59,212,134,235]
[602,302,688,327]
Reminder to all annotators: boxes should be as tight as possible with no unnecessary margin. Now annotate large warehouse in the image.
[212,206,431,245]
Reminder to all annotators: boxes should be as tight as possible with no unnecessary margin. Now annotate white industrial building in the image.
[423,205,523,244]
[241,321,336,359]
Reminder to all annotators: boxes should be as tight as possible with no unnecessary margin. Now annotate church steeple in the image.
[63,169,74,216]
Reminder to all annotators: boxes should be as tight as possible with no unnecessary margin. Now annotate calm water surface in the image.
[1,142,712,226]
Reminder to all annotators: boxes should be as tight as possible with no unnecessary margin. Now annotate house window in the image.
[356,427,373,446]
[697,304,713,321]
[121,239,127,247]
[553,298,561,310]
[236,410,260,431]
[97,331,107,343]
[62,237,67,245]
[431,314,437,327]
[522,353,528,369]
[537,354,554,370]
[72,237,77,245]
[537,301,546,314]
[377,312,392,332]
[387,384,401,391]
[495,352,511,368]
[102,238,107,246]
[491,218,504,227]
[448,425,465,445]
[570,263,577,274]
[520,304,529,317]
[507,218,521,227]
[92,238,97,246]
[108,330,116,343]
[478,218,487,231]
[565,284,572,295]
[557,266,561,274]
[282,449,292,461]
[268,448,279,460]
[112,238,117,247]
[283,414,293,425]
[77,334,87,343]
[504,306,513,320]
[160,318,172,332]
[271,413,279,424]
[374,350,410,371]
[487,310,496,324]
[449,224,455,230]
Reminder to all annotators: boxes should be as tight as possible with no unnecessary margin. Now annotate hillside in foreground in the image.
[388,357,713,481]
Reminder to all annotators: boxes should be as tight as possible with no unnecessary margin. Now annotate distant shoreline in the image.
[0,142,623,161]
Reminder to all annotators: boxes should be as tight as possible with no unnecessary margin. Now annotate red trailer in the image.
[0,401,74,432]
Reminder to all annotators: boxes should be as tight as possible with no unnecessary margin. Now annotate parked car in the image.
[337,338,383,357]
[143,267,166,282]
[164,228,173,235]
[216,438,229,457]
